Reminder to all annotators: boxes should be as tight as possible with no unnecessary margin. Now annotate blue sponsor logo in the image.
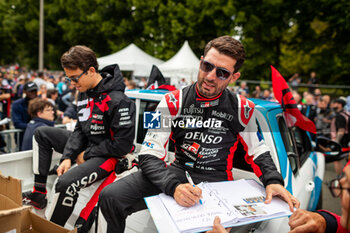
[144,110,161,129]
[142,141,154,148]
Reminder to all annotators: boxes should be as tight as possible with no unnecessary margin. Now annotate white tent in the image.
[158,41,199,86]
[97,43,164,77]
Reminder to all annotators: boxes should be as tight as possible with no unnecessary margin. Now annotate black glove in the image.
[115,157,130,174]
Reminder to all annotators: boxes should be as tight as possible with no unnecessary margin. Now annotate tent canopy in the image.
[158,41,199,84]
[97,43,163,77]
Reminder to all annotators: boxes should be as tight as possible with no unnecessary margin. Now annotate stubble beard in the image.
[197,73,219,98]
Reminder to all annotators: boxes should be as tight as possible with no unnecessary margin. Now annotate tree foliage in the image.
[0,0,349,84]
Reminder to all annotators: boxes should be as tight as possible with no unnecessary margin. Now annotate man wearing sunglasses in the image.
[288,161,350,233]
[99,35,299,232]
[42,45,136,232]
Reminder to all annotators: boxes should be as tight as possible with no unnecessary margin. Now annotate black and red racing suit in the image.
[139,83,284,196]
[48,64,135,230]
[98,83,284,232]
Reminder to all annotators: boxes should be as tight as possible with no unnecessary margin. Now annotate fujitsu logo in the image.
[183,104,203,114]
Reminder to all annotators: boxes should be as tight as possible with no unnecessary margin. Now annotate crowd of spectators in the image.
[0,65,77,152]
[1,64,349,156]
[230,75,350,161]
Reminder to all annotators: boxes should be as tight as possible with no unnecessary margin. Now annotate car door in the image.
[275,114,321,210]
[291,126,324,210]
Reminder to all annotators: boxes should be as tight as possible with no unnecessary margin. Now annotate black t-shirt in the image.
[335,112,349,147]
[335,113,346,130]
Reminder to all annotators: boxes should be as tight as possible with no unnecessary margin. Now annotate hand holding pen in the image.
[173,171,203,207]
[186,171,203,204]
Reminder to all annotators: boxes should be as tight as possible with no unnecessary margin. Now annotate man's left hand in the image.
[265,184,300,212]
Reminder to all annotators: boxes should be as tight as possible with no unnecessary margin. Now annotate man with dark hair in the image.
[11,81,38,148]
[24,45,136,232]
[331,98,349,174]
[98,36,299,232]
[21,99,55,151]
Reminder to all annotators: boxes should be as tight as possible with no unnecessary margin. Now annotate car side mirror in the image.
[315,136,346,163]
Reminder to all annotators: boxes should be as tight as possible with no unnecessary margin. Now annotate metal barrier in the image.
[0,124,67,153]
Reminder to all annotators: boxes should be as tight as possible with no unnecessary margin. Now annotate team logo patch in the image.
[238,95,255,126]
[165,90,180,116]
[144,110,161,129]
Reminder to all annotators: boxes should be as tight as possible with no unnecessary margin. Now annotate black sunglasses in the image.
[65,69,88,83]
[326,173,350,198]
[200,60,234,80]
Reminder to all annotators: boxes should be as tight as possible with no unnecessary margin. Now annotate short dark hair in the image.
[61,45,98,72]
[28,98,53,119]
[46,89,58,98]
[204,35,245,72]
[334,98,346,107]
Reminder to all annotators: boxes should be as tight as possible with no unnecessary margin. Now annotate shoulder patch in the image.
[165,89,180,116]
[237,94,255,126]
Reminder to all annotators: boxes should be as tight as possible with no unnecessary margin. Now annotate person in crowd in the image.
[316,96,333,138]
[138,77,147,89]
[46,88,63,122]
[289,73,301,91]
[299,93,317,123]
[21,99,55,151]
[47,75,57,88]
[314,88,322,105]
[58,82,75,112]
[236,81,249,95]
[57,74,67,95]
[323,95,331,109]
[98,35,299,232]
[0,72,13,120]
[292,90,302,105]
[124,77,137,90]
[127,80,137,90]
[331,98,350,175]
[61,91,78,131]
[252,85,263,99]
[38,84,47,99]
[0,74,12,152]
[33,71,48,89]
[308,71,318,94]
[123,77,129,89]
[262,89,273,101]
[288,160,350,233]
[0,75,12,119]
[13,74,27,100]
[22,45,136,232]
[46,88,59,106]
[11,81,38,148]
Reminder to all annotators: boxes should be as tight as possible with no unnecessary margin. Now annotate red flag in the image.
[271,65,316,134]
[157,84,177,91]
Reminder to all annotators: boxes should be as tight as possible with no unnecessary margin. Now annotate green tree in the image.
[289,0,350,84]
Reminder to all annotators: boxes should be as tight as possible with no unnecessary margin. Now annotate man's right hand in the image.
[56,159,71,176]
[173,183,202,207]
